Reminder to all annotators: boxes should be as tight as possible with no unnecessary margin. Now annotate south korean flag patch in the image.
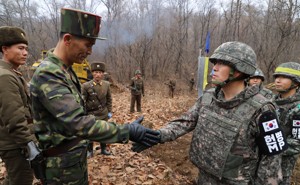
[292,115,300,139]
[257,110,288,156]
[262,119,279,132]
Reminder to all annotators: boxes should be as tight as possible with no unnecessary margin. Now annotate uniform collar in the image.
[0,59,23,76]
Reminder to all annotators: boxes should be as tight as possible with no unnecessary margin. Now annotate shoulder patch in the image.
[256,111,288,156]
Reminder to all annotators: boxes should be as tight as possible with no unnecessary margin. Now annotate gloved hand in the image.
[126,116,161,146]
[131,142,152,153]
[108,112,113,119]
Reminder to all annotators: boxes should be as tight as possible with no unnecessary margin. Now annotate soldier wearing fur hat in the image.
[129,69,145,113]
[82,62,112,156]
[30,8,160,184]
[0,26,35,185]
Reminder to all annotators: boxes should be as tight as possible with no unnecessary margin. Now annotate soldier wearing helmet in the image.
[129,69,145,113]
[132,41,287,184]
[273,62,300,184]
[248,68,275,99]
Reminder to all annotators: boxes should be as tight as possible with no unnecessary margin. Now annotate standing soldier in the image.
[133,41,287,184]
[30,8,160,184]
[0,26,35,185]
[129,70,144,113]
[248,68,274,99]
[189,73,195,92]
[82,62,112,155]
[272,62,300,184]
[165,79,176,98]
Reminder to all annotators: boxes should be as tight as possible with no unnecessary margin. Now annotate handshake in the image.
[126,116,161,153]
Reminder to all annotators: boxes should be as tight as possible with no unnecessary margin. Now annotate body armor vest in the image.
[189,90,265,180]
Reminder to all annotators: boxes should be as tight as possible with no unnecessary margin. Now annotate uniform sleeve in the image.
[0,74,35,145]
[106,83,112,112]
[159,97,202,142]
[81,83,88,103]
[254,104,283,184]
[35,68,128,143]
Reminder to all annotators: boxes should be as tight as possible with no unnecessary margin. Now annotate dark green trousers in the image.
[130,94,142,112]
[0,149,33,185]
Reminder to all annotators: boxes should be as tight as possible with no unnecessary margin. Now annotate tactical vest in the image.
[189,90,266,180]
[275,93,300,139]
[260,87,274,100]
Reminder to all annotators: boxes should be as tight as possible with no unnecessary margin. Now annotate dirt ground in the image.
[0,82,199,184]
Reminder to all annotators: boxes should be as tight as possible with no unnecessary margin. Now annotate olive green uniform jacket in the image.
[81,80,112,120]
[0,60,35,150]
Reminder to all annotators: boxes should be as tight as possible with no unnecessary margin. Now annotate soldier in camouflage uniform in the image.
[82,62,112,155]
[30,8,160,185]
[129,70,144,113]
[272,62,300,185]
[247,68,275,99]
[0,26,35,185]
[133,41,287,185]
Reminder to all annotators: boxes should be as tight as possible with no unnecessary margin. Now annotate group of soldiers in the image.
[0,7,300,185]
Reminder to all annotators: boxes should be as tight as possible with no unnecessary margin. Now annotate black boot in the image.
[100,143,111,155]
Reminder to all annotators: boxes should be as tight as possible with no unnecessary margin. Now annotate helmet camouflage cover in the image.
[250,68,265,81]
[209,41,256,75]
[273,62,300,84]
[60,8,105,40]
[135,70,141,75]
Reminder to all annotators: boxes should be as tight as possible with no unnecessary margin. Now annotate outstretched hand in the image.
[131,142,152,153]
[127,116,161,146]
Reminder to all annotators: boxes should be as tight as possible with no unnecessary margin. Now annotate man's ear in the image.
[63,34,72,46]
[233,70,243,78]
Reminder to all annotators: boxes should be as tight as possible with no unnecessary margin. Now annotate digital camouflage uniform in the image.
[30,9,129,185]
[272,62,300,185]
[0,26,35,185]
[249,68,275,100]
[157,42,287,184]
[130,70,144,113]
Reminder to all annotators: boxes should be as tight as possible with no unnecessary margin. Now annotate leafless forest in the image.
[1,0,300,83]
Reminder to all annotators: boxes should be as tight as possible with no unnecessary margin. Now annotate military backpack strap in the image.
[255,104,288,156]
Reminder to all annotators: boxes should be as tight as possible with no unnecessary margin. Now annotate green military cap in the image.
[60,8,106,40]
[0,26,28,51]
[91,62,106,72]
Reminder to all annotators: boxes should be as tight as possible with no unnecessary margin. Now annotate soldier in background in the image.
[103,72,113,85]
[30,8,160,184]
[272,62,300,185]
[165,79,176,98]
[247,68,275,99]
[82,62,112,155]
[133,41,287,184]
[129,70,144,113]
[0,26,35,185]
[189,73,195,92]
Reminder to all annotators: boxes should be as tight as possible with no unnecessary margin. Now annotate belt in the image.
[43,138,82,157]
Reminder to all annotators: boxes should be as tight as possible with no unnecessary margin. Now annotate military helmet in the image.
[135,70,142,75]
[273,62,300,84]
[91,62,105,72]
[209,41,256,75]
[250,68,265,81]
